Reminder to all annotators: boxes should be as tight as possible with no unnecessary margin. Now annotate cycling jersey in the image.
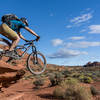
[6,20,26,32]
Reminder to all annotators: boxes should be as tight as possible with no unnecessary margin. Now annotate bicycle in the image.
[0,38,47,75]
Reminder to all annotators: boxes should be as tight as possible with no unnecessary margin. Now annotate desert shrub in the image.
[53,87,65,99]
[49,74,55,86]
[49,72,64,86]
[33,78,44,89]
[79,75,93,83]
[84,72,93,77]
[11,61,17,66]
[63,85,92,100]
[53,79,92,100]
[23,75,35,80]
[84,72,98,80]
[90,74,97,81]
[95,71,100,77]
[90,86,99,96]
[71,72,80,78]
[61,70,72,77]
[23,76,30,80]
[60,77,79,87]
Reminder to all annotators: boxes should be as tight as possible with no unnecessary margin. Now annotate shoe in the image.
[5,50,14,55]
[5,50,19,58]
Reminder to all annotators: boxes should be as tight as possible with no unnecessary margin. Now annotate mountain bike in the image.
[0,38,47,75]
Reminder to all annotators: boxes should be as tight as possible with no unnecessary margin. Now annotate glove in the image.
[36,36,40,41]
[25,39,29,42]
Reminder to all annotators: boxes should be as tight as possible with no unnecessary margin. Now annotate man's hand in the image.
[36,36,40,41]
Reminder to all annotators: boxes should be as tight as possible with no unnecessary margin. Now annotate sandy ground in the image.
[0,59,99,100]
[0,79,56,100]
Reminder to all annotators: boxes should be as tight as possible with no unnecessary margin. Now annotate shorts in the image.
[0,23,19,41]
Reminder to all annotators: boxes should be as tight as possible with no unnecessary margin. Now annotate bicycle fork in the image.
[32,45,38,65]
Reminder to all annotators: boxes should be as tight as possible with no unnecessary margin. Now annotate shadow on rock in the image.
[0,67,17,74]
[37,93,59,100]
[0,69,25,90]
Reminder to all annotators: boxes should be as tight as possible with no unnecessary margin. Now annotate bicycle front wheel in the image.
[27,52,47,75]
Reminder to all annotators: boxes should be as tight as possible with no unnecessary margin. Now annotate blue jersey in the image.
[6,20,26,32]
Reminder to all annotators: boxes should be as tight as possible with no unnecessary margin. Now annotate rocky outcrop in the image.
[0,60,25,91]
[84,61,100,67]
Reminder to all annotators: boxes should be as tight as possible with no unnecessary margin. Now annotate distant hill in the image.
[84,61,100,67]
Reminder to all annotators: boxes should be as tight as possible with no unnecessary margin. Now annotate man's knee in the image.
[13,36,20,42]
[17,36,20,41]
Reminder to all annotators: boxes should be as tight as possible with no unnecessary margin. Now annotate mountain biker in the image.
[0,14,40,56]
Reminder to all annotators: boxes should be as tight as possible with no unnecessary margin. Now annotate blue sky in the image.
[0,0,100,66]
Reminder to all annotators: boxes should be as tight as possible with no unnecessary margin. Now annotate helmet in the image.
[20,17,29,26]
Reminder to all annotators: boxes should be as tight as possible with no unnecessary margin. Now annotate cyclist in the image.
[0,15,40,56]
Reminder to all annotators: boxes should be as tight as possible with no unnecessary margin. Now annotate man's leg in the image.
[0,23,20,51]
[6,37,20,63]
[9,36,20,51]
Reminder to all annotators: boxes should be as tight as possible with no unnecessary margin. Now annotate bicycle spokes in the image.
[27,52,46,74]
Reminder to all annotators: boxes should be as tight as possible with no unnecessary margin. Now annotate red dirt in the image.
[91,82,100,91]
[0,79,57,100]
[0,55,57,100]
[91,82,100,100]
[0,54,99,100]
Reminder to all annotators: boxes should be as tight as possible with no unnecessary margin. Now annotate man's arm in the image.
[17,32,28,41]
[24,26,40,41]
[24,26,38,37]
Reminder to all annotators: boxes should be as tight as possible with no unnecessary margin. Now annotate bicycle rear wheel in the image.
[0,38,11,53]
[27,52,46,75]
[0,38,11,59]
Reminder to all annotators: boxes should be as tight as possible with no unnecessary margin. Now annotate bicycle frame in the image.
[15,41,37,59]
[0,38,47,74]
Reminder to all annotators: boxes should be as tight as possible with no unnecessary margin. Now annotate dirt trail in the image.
[0,58,99,100]
[0,59,55,100]
[1,78,99,100]
[0,79,56,100]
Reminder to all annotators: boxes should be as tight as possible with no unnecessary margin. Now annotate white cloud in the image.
[48,48,88,59]
[80,29,87,33]
[66,25,72,28]
[86,8,91,11]
[69,36,85,40]
[88,25,100,34]
[66,41,100,48]
[70,13,92,24]
[51,39,63,46]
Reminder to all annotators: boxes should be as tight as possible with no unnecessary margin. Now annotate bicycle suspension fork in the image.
[32,45,38,64]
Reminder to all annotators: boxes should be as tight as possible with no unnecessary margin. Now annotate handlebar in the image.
[24,39,37,46]
[25,36,40,43]
[26,39,37,43]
